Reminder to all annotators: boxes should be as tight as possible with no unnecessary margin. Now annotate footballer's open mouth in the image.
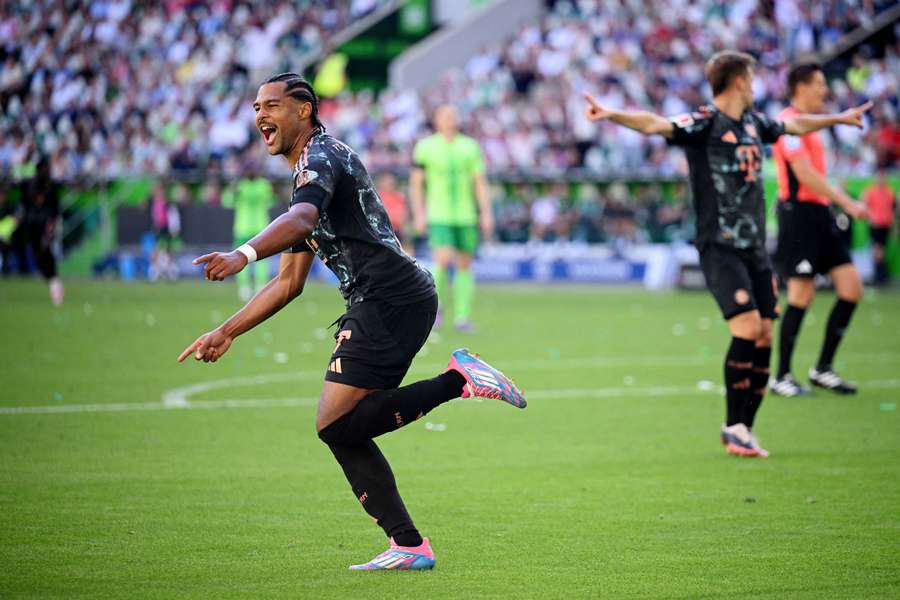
[260,124,277,145]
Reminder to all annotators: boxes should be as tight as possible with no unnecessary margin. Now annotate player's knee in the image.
[730,311,762,340]
[839,281,863,303]
[317,420,341,445]
[787,281,814,308]
[758,325,773,347]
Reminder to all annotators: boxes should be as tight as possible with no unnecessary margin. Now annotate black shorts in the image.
[870,226,890,246]
[324,294,438,390]
[775,201,852,278]
[699,244,778,320]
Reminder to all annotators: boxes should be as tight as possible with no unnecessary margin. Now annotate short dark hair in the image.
[705,51,757,96]
[787,62,823,99]
[263,72,324,131]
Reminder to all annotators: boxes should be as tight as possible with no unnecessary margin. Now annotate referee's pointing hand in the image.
[837,100,874,129]
[193,251,248,281]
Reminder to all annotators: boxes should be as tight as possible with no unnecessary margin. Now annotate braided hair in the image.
[264,72,325,132]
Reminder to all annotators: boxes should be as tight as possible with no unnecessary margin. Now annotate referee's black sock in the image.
[319,370,465,444]
[777,304,806,378]
[724,337,755,427]
[326,440,422,547]
[817,299,857,370]
[745,346,771,429]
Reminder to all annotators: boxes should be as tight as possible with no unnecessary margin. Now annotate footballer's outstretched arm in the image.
[785,157,869,219]
[194,202,320,281]
[178,251,315,363]
[583,92,674,138]
[783,101,873,136]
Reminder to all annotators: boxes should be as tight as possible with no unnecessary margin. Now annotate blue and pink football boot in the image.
[447,348,526,408]
[349,537,436,571]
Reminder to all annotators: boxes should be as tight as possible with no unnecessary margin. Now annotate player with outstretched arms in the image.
[582,51,871,457]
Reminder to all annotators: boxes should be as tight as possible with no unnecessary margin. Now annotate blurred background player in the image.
[863,168,896,287]
[222,166,276,300]
[410,104,494,332]
[584,51,871,457]
[771,63,870,397]
[16,157,64,305]
[375,172,411,254]
[0,184,16,276]
[148,182,181,282]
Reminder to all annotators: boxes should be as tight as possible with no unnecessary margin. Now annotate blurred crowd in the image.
[340,0,900,176]
[0,0,386,181]
[0,0,897,183]
[490,180,692,246]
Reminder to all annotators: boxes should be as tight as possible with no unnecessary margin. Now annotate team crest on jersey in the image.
[721,130,738,144]
[744,123,758,138]
[295,169,319,187]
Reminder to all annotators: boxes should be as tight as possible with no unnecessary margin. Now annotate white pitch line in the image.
[159,351,900,406]
[2,379,899,416]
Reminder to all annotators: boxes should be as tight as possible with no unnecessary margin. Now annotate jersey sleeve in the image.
[752,112,786,144]
[286,144,338,254]
[290,144,338,212]
[667,110,714,147]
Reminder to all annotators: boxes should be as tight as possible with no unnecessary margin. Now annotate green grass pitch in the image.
[1,279,899,599]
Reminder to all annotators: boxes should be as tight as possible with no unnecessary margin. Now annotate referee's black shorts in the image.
[699,243,778,321]
[775,201,852,279]
[324,294,438,390]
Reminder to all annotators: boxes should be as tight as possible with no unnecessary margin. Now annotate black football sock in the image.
[745,346,771,429]
[724,336,755,427]
[816,299,857,370]
[326,439,423,547]
[777,304,806,378]
[319,370,465,445]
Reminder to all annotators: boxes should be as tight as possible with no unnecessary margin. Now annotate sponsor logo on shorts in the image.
[796,259,813,274]
[734,288,750,305]
[328,358,343,374]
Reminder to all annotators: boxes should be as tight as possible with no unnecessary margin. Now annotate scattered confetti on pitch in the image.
[697,380,715,391]
[424,422,446,432]
[274,352,288,364]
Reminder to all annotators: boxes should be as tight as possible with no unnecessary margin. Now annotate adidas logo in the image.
[469,368,501,390]
[796,259,813,274]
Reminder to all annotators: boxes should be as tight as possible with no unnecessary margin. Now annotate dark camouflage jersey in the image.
[668,106,785,253]
[287,132,435,306]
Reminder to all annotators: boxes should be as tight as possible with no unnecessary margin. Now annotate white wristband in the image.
[236,243,257,263]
